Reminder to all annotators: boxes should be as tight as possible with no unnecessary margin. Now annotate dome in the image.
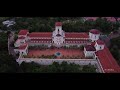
[55,22,62,26]
[90,29,100,34]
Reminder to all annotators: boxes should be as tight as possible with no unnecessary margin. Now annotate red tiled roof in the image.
[65,39,88,41]
[55,22,62,26]
[65,33,89,38]
[19,43,28,50]
[96,40,104,45]
[28,32,52,38]
[30,39,52,43]
[90,29,100,34]
[65,39,89,43]
[96,45,120,73]
[18,36,25,39]
[18,30,28,35]
[85,45,96,51]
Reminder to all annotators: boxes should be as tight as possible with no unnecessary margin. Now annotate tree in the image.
[19,61,97,73]
[82,65,96,73]
[0,52,20,72]
[109,36,120,65]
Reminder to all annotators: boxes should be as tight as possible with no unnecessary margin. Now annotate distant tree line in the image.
[1,17,120,34]
[10,17,120,34]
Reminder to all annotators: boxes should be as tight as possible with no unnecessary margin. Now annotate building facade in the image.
[14,22,120,73]
[14,22,92,52]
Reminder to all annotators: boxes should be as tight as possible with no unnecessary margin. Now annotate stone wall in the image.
[17,58,103,73]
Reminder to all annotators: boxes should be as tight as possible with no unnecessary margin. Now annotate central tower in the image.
[52,22,65,47]
[55,22,62,35]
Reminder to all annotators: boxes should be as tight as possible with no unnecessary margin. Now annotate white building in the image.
[89,29,100,42]
[84,45,96,58]
[18,43,28,55]
[14,22,102,56]
[14,30,29,47]
[84,40,105,58]
[95,40,104,51]
[52,22,65,47]
[13,22,120,73]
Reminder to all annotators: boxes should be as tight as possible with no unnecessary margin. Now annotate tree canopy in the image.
[1,17,120,34]
[20,61,97,73]
[0,32,20,72]
[110,36,120,65]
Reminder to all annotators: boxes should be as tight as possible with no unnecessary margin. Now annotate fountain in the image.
[55,52,61,57]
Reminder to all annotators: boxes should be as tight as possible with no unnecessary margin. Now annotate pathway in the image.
[8,31,17,58]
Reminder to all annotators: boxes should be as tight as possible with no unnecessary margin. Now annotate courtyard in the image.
[26,47,87,59]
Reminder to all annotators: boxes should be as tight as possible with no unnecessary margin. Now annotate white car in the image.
[2,20,16,27]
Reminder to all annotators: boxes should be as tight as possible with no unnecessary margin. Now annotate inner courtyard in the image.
[27,48,86,59]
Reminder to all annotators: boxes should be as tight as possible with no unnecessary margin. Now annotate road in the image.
[8,32,18,59]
